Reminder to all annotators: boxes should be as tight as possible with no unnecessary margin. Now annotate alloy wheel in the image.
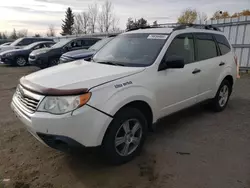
[115,118,142,156]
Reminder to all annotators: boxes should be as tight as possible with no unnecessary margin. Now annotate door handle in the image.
[192,68,201,74]
[219,62,225,66]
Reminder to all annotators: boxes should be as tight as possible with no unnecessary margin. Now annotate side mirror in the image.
[158,55,185,71]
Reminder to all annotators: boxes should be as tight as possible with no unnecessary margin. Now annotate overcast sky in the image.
[0,0,249,36]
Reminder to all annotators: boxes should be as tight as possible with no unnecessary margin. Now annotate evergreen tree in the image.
[10,29,17,39]
[61,7,75,36]
[2,33,7,39]
[0,32,2,39]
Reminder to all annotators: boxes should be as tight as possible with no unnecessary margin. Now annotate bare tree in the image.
[111,18,120,32]
[198,12,208,24]
[211,11,230,20]
[47,25,56,37]
[74,12,89,34]
[97,11,105,32]
[88,3,98,33]
[97,1,119,32]
[17,29,28,38]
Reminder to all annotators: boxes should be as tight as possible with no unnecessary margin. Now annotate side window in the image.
[89,39,99,46]
[165,33,195,64]
[214,34,231,55]
[75,40,82,48]
[81,40,88,47]
[69,40,81,49]
[33,44,41,50]
[46,43,54,48]
[195,33,217,61]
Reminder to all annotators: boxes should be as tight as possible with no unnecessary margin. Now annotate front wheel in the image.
[211,80,232,112]
[102,107,147,165]
[16,56,27,67]
[49,58,59,67]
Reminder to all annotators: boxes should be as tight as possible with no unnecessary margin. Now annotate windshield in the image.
[51,39,71,48]
[89,37,113,51]
[93,33,168,67]
[10,38,23,46]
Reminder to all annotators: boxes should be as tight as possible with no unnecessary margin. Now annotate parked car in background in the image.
[0,37,54,53]
[29,37,101,68]
[0,41,55,66]
[11,25,237,164]
[0,42,12,47]
[59,36,115,64]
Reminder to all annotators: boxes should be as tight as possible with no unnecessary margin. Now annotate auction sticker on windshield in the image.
[147,34,168,40]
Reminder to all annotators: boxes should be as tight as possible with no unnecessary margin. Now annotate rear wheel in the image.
[102,107,147,165]
[211,80,232,112]
[16,56,27,67]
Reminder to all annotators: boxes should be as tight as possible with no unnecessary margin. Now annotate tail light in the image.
[234,55,240,79]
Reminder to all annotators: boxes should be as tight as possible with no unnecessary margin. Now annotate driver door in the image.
[154,33,200,117]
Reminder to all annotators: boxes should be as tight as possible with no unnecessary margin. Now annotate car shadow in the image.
[64,104,212,187]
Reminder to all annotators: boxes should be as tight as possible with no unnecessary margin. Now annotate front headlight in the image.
[37,93,91,114]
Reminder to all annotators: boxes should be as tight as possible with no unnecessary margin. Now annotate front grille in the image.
[15,87,40,113]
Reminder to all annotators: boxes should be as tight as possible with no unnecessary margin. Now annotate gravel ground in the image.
[0,65,250,188]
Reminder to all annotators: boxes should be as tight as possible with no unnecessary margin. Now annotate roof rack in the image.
[126,23,221,32]
[173,24,221,31]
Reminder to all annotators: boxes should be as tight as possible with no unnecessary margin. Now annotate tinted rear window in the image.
[214,34,231,55]
[195,33,218,61]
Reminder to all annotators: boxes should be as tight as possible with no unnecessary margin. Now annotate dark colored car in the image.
[29,37,100,68]
[0,41,55,66]
[59,37,115,64]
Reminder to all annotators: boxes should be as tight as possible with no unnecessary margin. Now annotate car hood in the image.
[63,49,96,59]
[0,46,22,53]
[23,60,145,90]
[0,48,24,55]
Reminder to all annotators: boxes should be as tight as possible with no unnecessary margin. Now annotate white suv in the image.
[11,25,237,164]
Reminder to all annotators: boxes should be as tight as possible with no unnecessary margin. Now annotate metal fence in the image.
[196,16,250,70]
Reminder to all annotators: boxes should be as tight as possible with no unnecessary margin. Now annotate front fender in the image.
[87,85,158,145]
[89,85,159,123]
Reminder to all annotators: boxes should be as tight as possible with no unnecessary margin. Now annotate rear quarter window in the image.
[214,34,231,55]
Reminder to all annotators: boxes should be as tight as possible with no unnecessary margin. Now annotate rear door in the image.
[194,33,222,102]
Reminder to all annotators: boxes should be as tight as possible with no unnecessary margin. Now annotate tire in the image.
[49,58,59,67]
[211,79,232,112]
[16,56,27,67]
[101,107,147,165]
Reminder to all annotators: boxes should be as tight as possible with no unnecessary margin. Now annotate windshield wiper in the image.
[96,61,125,66]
